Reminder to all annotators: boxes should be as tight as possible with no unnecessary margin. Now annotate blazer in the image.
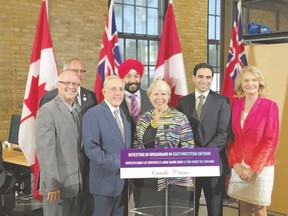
[228,97,279,173]
[121,89,153,118]
[133,108,195,190]
[134,108,195,149]
[39,87,97,113]
[82,101,132,197]
[35,96,83,198]
[177,90,231,175]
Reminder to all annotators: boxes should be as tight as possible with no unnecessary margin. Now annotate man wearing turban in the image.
[118,59,153,125]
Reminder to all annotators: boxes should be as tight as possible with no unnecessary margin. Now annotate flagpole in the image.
[46,0,49,21]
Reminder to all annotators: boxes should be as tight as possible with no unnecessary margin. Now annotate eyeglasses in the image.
[107,87,125,93]
[69,68,86,73]
[58,81,80,87]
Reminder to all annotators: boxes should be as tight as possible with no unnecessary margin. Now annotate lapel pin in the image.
[83,94,87,101]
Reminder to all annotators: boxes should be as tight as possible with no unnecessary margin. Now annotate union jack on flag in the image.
[221,0,248,102]
[94,0,122,103]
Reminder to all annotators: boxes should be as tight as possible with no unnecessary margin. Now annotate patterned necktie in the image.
[129,94,139,121]
[196,95,205,119]
[113,110,125,141]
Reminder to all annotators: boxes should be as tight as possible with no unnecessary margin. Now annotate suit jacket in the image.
[121,89,153,117]
[134,108,194,189]
[35,96,83,198]
[39,87,97,113]
[228,97,279,173]
[177,90,231,175]
[82,101,132,197]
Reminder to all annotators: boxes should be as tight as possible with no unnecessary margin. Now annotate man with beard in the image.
[118,59,153,211]
[118,59,153,126]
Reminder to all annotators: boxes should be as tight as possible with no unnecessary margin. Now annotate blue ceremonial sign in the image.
[120,148,220,179]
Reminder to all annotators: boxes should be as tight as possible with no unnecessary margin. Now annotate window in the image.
[208,0,221,92]
[114,0,166,89]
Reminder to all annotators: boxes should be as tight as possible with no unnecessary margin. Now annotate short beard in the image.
[125,82,141,94]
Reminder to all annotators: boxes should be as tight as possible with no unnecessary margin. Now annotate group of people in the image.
[35,57,279,216]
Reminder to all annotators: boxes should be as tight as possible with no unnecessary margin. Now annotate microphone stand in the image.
[163,124,169,216]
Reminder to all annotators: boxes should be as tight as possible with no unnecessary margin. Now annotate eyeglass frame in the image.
[64,68,86,73]
[58,81,80,87]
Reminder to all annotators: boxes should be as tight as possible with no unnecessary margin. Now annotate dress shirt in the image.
[104,99,124,127]
[124,90,141,115]
[195,90,209,108]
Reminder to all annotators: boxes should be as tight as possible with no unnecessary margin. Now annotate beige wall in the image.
[246,43,288,214]
[0,0,207,142]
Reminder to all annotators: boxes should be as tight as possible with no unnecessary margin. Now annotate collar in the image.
[195,90,209,99]
[104,99,120,114]
[125,90,140,100]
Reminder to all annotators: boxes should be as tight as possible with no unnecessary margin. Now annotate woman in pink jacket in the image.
[228,66,279,216]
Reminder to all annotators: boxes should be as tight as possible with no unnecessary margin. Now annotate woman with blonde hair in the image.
[133,80,195,215]
[228,66,279,216]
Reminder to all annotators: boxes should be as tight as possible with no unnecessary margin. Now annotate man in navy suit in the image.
[177,63,231,216]
[82,75,132,216]
[39,58,97,216]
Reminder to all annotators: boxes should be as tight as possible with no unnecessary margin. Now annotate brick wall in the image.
[0,0,208,141]
[174,0,208,92]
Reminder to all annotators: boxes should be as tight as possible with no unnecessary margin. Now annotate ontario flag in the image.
[154,0,188,108]
[18,0,58,199]
[95,0,122,102]
[221,0,248,102]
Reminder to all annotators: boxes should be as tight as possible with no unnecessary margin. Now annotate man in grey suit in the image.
[118,59,153,126]
[82,75,132,216]
[177,63,231,216]
[35,70,83,216]
[39,57,97,216]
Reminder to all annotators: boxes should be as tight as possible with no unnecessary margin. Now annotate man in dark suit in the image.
[39,58,97,216]
[118,59,153,209]
[118,59,153,126]
[82,75,132,216]
[177,63,231,216]
[35,70,83,216]
[39,58,97,113]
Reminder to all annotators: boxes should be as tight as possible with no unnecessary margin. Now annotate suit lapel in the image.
[189,93,198,120]
[140,89,152,113]
[102,102,126,146]
[120,108,130,148]
[242,98,261,132]
[55,96,79,139]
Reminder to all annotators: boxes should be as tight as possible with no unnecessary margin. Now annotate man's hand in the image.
[47,189,60,202]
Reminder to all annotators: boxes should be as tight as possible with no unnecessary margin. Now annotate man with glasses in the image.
[40,58,97,113]
[39,58,97,216]
[82,75,132,216]
[35,70,83,216]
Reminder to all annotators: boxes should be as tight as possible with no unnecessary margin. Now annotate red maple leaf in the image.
[22,75,47,122]
[169,86,181,108]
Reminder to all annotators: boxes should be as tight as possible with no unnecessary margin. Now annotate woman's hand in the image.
[233,163,245,176]
[242,168,256,182]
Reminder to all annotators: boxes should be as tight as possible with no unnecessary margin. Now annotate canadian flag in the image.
[154,1,188,108]
[18,0,58,199]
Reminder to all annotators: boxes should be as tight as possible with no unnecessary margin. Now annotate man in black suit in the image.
[177,63,231,216]
[40,58,97,113]
[39,58,97,216]
[118,59,153,126]
[118,59,153,209]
